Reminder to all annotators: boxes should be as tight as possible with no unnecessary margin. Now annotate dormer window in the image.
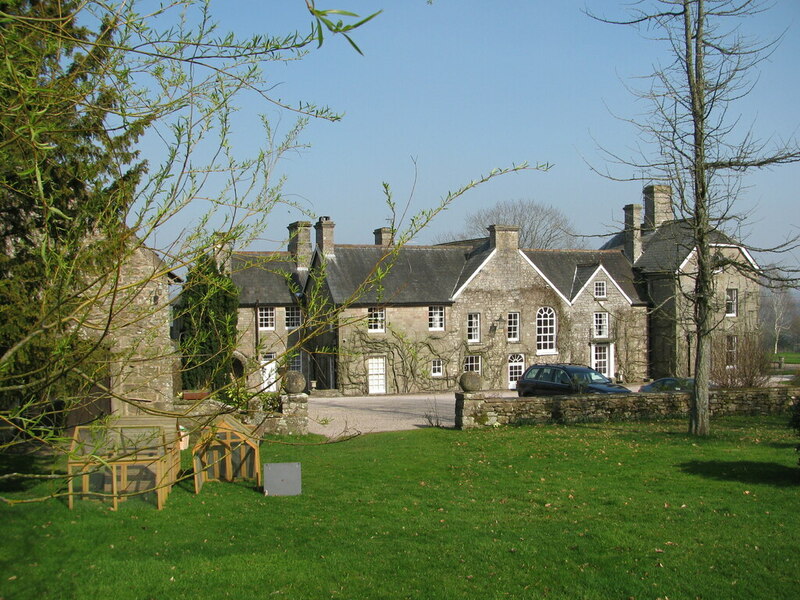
[594,281,607,299]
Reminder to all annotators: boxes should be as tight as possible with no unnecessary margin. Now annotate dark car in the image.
[639,377,715,392]
[516,364,631,397]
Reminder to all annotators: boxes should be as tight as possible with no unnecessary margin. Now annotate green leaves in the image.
[306,2,382,55]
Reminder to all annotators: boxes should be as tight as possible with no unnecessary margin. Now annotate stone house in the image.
[229,185,760,395]
[230,217,650,394]
[602,185,761,379]
[229,222,310,393]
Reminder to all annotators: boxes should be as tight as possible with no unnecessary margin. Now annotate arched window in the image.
[536,307,557,354]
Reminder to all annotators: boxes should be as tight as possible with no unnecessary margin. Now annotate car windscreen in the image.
[571,370,611,384]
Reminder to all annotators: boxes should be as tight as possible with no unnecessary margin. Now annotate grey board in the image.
[263,462,302,496]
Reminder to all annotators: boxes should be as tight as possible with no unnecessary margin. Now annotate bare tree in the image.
[590,0,800,435]
[438,198,585,249]
[761,286,799,354]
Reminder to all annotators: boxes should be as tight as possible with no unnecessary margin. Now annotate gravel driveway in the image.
[306,390,519,437]
[307,392,457,437]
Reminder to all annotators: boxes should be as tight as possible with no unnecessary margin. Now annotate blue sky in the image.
[210,1,799,265]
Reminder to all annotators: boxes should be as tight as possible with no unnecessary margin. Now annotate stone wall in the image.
[103,244,177,414]
[456,387,800,429]
[175,391,308,436]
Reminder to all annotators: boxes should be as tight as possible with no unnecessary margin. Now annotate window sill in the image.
[536,349,558,356]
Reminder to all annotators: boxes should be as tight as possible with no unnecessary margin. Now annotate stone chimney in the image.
[643,185,673,231]
[373,227,393,247]
[623,204,642,263]
[287,221,312,269]
[488,224,520,251]
[314,216,335,258]
[211,231,232,272]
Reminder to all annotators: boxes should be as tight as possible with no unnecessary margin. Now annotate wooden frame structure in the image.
[67,416,181,510]
[192,414,261,493]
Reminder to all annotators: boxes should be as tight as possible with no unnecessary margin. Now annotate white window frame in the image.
[536,307,557,355]
[594,281,607,298]
[428,305,445,331]
[431,358,443,378]
[590,343,615,379]
[463,355,481,374]
[725,288,738,317]
[593,312,609,338]
[368,307,386,332]
[507,312,520,342]
[258,306,275,330]
[467,312,481,343]
[367,355,387,394]
[285,305,302,330]
[288,351,303,372]
[507,353,525,389]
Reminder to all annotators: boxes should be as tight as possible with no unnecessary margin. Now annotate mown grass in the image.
[773,352,800,365]
[1,417,798,599]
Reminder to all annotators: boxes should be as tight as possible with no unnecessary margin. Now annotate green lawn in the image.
[1,417,798,599]
[774,352,800,365]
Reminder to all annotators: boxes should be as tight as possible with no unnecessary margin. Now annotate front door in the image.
[261,353,278,392]
[367,356,386,395]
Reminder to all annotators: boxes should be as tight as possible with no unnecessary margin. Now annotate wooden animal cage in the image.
[192,414,262,493]
[67,416,181,510]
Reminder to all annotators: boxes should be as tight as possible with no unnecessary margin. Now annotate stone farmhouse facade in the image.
[229,185,760,395]
[602,185,761,380]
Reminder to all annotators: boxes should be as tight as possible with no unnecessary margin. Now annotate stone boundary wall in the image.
[175,392,308,436]
[455,387,800,429]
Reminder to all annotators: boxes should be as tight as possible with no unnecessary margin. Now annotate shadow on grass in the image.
[0,452,63,493]
[678,460,800,487]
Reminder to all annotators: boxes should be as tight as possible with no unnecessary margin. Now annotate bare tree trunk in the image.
[687,0,712,435]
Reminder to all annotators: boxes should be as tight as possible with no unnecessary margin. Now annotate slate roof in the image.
[230,252,303,306]
[522,249,646,305]
[320,244,477,305]
[601,219,738,273]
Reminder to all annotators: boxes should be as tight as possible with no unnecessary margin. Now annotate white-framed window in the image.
[594,281,607,298]
[288,351,303,372]
[285,305,302,329]
[507,312,520,342]
[508,353,525,389]
[428,305,445,331]
[536,307,557,354]
[463,355,481,374]
[431,358,443,377]
[593,312,609,338]
[368,307,385,332]
[258,306,275,330]
[725,288,738,317]
[725,335,738,367]
[591,344,611,378]
[467,312,481,343]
